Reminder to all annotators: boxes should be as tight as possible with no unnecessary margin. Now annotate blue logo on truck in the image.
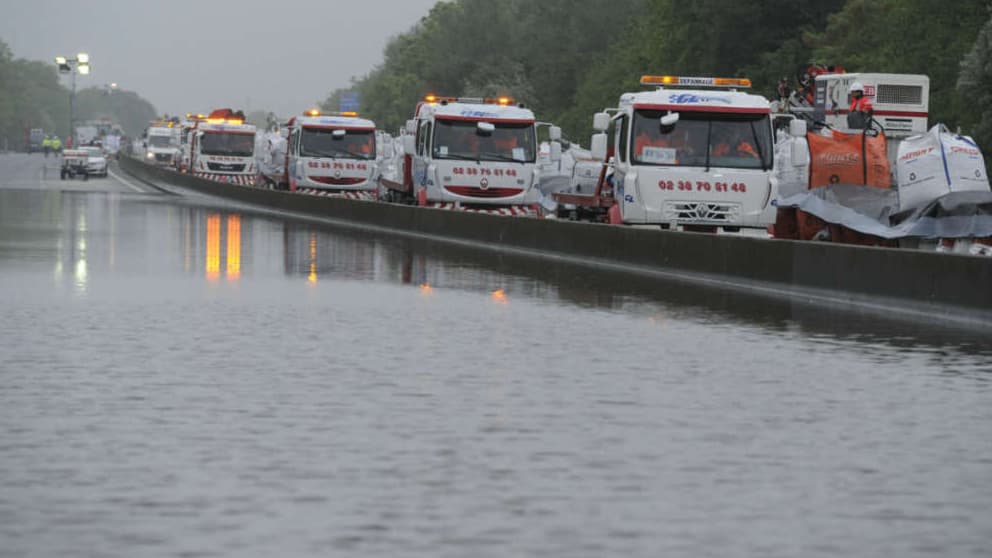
[668,93,731,104]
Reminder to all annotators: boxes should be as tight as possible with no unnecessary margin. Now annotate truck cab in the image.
[284,110,378,195]
[583,76,779,229]
[393,95,543,208]
[187,109,257,185]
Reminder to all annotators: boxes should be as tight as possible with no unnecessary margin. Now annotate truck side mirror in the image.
[591,133,608,162]
[550,141,562,162]
[476,122,495,135]
[402,135,415,156]
[549,126,562,142]
[405,120,417,135]
[592,112,610,132]
[790,119,807,138]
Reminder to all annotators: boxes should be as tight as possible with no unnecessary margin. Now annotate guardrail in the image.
[120,157,992,327]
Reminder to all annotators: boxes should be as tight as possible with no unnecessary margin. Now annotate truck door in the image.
[414,120,431,187]
[613,115,629,210]
[287,128,300,185]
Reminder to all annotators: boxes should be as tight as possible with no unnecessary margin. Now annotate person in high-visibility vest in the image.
[847,82,873,129]
[42,135,52,157]
[51,136,62,152]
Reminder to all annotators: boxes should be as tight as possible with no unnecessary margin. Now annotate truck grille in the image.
[207,162,246,172]
[876,84,923,105]
[310,176,365,186]
[663,202,741,222]
[154,153,172,162]
[444,186,524,198]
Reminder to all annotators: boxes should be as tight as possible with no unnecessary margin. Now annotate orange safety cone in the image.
[417,186,428,207]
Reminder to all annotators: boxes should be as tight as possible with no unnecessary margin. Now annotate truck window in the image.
[200,133,254,157]
[300,128,375,160]
[617,115,629,163]
[148,136,172,148]
[432,119,536,163]
[631,110,772,170]
[417,121,431,156]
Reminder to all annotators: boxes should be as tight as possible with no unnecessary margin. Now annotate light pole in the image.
[54,53,91,147]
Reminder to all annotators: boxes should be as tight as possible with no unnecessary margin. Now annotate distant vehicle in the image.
[60,149,89,180]
[80,146,108,177]
[76,125,99,146]
[27,128,44,153]
[145,124,179,166]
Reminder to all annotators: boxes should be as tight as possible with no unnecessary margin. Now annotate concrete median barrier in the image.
[120,157,992,327]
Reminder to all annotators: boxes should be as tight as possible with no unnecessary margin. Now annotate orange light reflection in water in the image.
[307,233,318,284]
[419,283,433,295]
[205,214,221,281]
[226,215,241,281]
[491,289,507,303]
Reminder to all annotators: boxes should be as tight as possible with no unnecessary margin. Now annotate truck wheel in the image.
[60,170,66,180]
[82,171,89,182]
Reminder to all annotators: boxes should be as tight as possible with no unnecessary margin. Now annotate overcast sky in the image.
[0,0,439,117]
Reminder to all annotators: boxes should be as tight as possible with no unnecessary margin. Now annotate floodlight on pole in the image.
[53,53,92,147]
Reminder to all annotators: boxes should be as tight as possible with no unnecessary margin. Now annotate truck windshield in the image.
[432,120,536,163]
[200,132,254,157]
[148,136,172,148]
[631,110,773,170]
[300,128,375,160]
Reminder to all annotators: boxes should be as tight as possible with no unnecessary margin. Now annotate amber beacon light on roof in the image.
[640,75,752,88]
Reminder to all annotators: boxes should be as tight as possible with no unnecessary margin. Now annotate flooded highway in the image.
[1,152,991,557]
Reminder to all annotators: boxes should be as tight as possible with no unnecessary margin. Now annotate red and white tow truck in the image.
[382,95,555,215]
[184,108,257,186]
[555,76,796,230]
[279,110,379,199]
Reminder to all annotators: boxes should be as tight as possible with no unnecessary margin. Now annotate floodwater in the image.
[1,153,991,558]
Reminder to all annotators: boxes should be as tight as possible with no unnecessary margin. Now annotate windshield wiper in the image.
[478,153,527,163]
[304,148,364,159]
[438,152,480,161]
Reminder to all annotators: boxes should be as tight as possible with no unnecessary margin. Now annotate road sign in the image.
[339,91,360,113]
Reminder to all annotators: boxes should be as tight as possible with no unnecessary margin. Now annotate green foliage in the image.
[0,39,158,148]
[959,12,992,150]
[74,87,158,137]
[322,0,988,146]
[809,0,989,128]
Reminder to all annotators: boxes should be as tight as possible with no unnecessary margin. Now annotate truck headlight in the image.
[146,152,154,159]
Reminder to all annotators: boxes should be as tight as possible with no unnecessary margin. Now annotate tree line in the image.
[321,0,992,149]
[0,39,158,149]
